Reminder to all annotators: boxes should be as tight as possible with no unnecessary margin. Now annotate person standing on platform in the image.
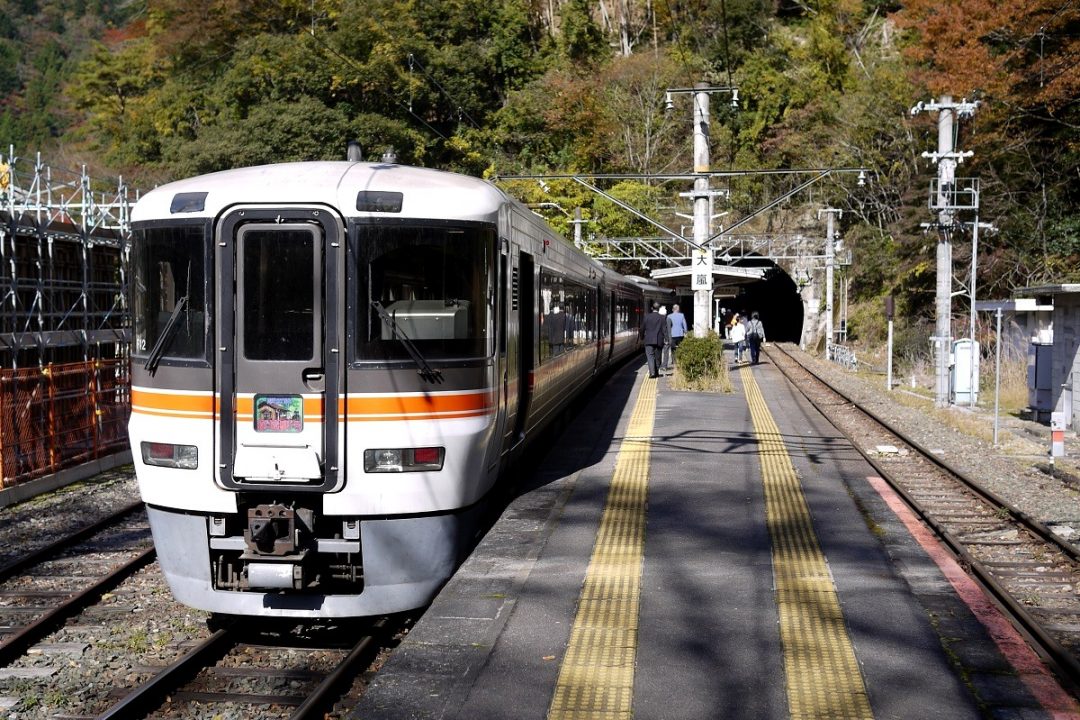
[639,302,666,378]
[746,311,766,364]
[668,304,688,359]
[730,313,746,363]
[658,306,671,372]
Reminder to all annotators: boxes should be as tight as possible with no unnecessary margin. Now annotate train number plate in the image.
[254,394,303,433]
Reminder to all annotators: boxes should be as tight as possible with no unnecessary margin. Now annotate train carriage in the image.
[129,160,668,618]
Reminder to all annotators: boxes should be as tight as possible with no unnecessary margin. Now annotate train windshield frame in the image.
[131,223,210,365]
[350,220,495,364]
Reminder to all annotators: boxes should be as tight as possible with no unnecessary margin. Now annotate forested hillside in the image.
[1,0,1076,350]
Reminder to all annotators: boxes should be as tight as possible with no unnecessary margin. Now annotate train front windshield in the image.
[354,224,494,362]
[131,225,207,363]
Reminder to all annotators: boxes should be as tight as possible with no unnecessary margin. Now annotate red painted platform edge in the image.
[867,475,1080,719]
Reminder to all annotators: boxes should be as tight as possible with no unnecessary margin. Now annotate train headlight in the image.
[141,441,198,470]
[364,447,444,473]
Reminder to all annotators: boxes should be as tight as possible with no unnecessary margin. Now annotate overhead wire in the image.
[303,27,451,142]
[719,0,734,89]
[236,2,454,144]
[302,2,484,140]
[407,53,483,131]
[718,0,737,168]
[667,0,704,89]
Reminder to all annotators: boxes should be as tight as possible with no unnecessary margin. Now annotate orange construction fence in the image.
[0,358,130,488]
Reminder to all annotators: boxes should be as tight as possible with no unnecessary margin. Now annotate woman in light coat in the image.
[729,314,746,363]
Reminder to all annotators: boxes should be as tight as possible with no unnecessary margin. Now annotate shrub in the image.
[673,332,732,392]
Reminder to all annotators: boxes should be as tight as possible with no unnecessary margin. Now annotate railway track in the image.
[0,500,155,666]
[0,492,409,718]
[99,616,398,719]
[767,343,1080,694]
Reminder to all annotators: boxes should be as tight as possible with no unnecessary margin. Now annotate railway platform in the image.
[352,351,1080,720]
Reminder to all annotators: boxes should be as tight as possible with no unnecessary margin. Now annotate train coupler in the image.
[244,503,313,556]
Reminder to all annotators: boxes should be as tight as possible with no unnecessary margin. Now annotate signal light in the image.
[364,447,445,473]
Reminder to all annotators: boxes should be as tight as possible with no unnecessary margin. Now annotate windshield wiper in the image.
[144,295,188,375]
[371,300,444,384]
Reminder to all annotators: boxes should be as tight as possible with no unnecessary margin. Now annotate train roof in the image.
[131,161,508,224]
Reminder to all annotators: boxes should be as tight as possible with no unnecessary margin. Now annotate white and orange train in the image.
[128,160,670,619]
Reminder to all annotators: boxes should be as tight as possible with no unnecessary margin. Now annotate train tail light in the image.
[364,447,445,473]
[141,441,198,469]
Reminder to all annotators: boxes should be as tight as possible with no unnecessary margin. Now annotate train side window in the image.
[132,225,208,361]
[538,270,597,362]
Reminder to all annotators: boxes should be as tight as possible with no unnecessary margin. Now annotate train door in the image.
[595,283,607,369]
[511,251,535,444]
[495,243,513,456]
[215,210,343,492]
[608,290,617,361]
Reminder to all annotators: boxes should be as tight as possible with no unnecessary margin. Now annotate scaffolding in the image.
[0,148,135,488]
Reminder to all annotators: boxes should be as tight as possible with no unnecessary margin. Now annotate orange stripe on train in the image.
[130,389,495,421]
[131,389,215,415]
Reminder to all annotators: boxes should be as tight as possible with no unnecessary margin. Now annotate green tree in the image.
[558,0,607,66]
[66,38,162,164]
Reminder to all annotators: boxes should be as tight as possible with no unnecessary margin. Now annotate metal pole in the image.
[970,217,978,343]
[969,216,979,408]
[935,96,956,408]
[994,307,1002,447]
[692,82,713,336]
[825,211,835,350]
[887,319,894,392]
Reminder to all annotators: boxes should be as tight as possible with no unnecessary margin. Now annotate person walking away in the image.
[668,304,688,358]
[729,314,746,363]
[727,311,740,340]
[746,312,766,364]
[639,302,666,378]
[659,306,672,371]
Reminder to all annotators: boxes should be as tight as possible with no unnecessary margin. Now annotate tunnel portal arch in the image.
[718,262,805,345]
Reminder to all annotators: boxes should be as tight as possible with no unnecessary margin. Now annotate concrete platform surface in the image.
[351,358,1074,720]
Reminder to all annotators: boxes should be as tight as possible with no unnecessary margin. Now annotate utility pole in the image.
[692,82,713,337]
[819,208,841,353]
[911,96,978,408]
[665,82,738,336]
[933,98,956,408]
[572,208,586,249]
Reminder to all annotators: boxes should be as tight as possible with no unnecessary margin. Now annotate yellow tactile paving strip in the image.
[547,375,656,720]
[742,366,874,719]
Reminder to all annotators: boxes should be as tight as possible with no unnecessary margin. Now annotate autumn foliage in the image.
[0,0,1075,339]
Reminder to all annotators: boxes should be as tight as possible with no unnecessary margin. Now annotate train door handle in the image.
[302,367,325,392]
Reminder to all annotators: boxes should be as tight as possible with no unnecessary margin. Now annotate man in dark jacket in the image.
[639,302,667,378]
[746,311,766,364]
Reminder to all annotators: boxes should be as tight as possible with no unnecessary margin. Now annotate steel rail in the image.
[289,617,390,719]
[0,545,155,666]
[768,344,1080,562]
[0,500,145,582]
[97,627,236,720]
[766,343,1080,694]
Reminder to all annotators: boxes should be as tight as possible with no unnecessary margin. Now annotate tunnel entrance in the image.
[658,261,804,344]
[722,265,804,343]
